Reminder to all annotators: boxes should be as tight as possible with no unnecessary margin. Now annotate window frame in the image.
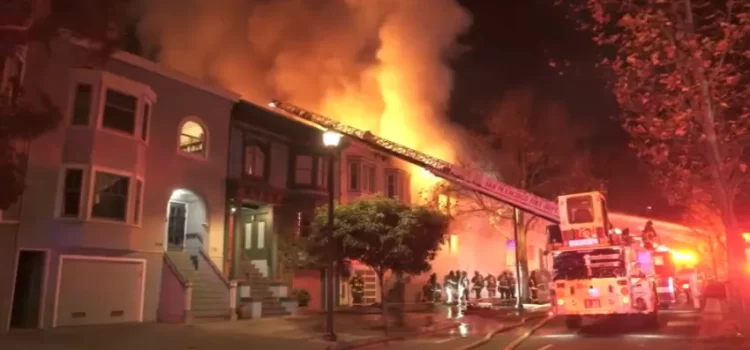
[54,164,89,220]
[294,154,314,185]
[348,158,361,192]
[66,69,156,143]
[316,157,329,189]
[69,83,95,127]
[87,165,139,224]
[243,138,269,180]
[0,45,27,102]
[384,168,403,199]
[132,177,145,227]
[362,162,377,193]
[177,117,210,160]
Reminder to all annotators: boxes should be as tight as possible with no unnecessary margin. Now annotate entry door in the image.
[10,251,46,328]
[167,202,187,250]
[243,213,269,260]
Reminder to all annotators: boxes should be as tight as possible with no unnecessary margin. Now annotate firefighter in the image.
[642,220,661,249]
[459,271,470,304]
[350,272,365,305]
[507,271,517,300]
[485,273,498,298]
[444,271,458,304]
[422,273,441,302]
[471,271,485,299]
[529,270,538,301]
[498,271,511,300]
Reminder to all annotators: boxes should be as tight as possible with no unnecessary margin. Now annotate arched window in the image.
[179,119,207,157]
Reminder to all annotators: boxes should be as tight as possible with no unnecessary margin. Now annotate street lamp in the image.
[322,130,341,342]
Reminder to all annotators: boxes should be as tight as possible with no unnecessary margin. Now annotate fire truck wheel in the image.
[565,316,582,329]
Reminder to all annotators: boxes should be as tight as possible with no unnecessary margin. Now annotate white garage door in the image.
[55,256,145,327]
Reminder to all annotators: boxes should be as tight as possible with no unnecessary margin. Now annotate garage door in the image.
[55,257,145,327]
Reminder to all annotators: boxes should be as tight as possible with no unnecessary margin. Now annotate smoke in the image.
[135,0,471,163]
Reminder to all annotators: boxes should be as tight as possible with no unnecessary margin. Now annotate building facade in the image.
[0,38,238,331]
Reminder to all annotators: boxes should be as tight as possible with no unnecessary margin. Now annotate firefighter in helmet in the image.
[485,273,498,298]
[350,272,365,305]
[498,271,511,300]
[642,221,661,249]
[471,271,485,299]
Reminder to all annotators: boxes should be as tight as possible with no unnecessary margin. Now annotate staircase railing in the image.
[199,250,238,320]
[163,254,193,323]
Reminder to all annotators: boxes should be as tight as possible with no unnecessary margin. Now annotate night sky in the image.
[449,0,676,219]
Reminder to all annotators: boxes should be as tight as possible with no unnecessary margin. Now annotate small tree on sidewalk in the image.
[308,194,450,332]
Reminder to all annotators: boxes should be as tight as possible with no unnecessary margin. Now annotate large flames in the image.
[136,0,471,198]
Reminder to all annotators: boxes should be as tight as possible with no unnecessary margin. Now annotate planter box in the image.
[280,298,299,315]
[269,284,288,298]
[237,300,262,319]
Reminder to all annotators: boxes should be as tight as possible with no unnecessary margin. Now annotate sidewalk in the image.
[0,312,456,350]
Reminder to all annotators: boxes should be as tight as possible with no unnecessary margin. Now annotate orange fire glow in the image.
[137,0,471,200]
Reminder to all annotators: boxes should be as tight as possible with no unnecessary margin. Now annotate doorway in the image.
[167,201,187,251]
[10,250,47,328]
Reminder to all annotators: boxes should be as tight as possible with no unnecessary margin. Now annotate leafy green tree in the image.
[432,88,603,301]
[0,0,129,210]
[309,194,449,331]
[554,0,750,325]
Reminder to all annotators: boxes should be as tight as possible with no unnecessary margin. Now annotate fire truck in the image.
[266,100,660,330]
[546,192,659,329]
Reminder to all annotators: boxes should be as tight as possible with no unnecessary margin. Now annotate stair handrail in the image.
[163,253,190,287]
[199,249,231,288]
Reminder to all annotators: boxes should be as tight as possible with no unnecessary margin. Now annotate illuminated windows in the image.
[179,119,207,157]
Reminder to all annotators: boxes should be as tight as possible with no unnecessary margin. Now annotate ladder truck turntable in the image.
[267,100,660,330]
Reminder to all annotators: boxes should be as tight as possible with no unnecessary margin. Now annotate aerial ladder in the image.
[268,100,560,223]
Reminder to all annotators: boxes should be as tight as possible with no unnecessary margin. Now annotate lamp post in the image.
[322,130,342,342]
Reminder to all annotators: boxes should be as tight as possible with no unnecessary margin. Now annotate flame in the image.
[136,0,471,201]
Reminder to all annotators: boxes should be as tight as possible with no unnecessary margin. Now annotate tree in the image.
[432,88,604,301]
[308,194,449,331]
[555,0,750,324]
[0,0,130,210]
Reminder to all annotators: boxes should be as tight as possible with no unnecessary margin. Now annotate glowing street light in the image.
[323,130,342,148]
[322,129,342,342]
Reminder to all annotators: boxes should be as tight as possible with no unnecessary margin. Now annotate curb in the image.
[502,315,553,350]
[456,314,547,350]
[326,319,460,350]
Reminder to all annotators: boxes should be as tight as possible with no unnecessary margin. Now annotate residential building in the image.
[0,38,239,331]
[225,100,334,316]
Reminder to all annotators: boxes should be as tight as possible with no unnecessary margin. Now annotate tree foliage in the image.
[430,88,604,299]
[554,0,750,321]
[307,194,449,327]
[0,0,130,210]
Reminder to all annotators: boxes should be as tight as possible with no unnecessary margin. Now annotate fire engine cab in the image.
[548,192,659,329]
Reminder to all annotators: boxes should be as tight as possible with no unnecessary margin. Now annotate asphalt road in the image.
[506,309,708,350]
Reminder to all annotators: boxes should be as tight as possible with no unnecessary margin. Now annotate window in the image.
[363,164,376,192]
[179,120,206,156]
[60,168,85,218]
[385,170,403,199]
[133,179,143,224]
[71,84,92,126]
[140,103,151,141]
[257,221,266,249]
[244,144,266,178]
[316,157,328,188]
[566,195,594,224]
[0,46,26,104]
[295,155,313,184]
[348,161,360,191]
[102,89,138,134]
[91,171,130,221]
[244,222,253,249]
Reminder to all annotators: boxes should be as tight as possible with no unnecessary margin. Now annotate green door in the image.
[243,212,270,261]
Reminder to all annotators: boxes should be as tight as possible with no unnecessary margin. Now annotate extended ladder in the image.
[268,100,560,223]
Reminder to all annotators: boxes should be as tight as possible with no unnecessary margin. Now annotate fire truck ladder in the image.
[268,100,560,223]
